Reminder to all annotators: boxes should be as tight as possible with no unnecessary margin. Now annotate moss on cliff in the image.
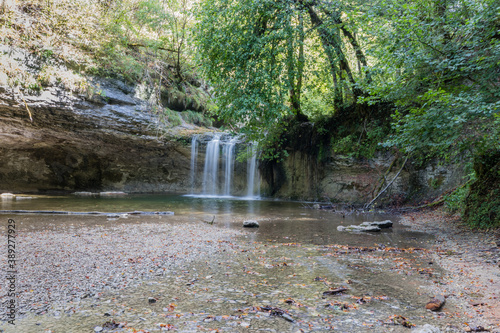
[463,150,500,229]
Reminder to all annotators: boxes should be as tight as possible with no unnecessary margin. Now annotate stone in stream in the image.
[425,295,445,311]
[15,196,33,200]
[0,193,15,199]
[337,225,381,232]
[148,297,157,304]
[243,220,259,228]
[322,287,348,296]
[94,327,103,332]
[359,220,393,228]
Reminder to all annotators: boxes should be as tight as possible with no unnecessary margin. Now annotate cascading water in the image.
[191,133,260,198]
[202,134,221,195]
[246,143,260,198]
[222,137,237,196]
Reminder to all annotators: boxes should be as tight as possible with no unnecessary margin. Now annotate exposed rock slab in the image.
[359,220,393,228]
[337,225,381,232]
[243,220,259,228]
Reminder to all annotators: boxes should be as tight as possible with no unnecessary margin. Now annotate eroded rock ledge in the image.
[0,75,193,193]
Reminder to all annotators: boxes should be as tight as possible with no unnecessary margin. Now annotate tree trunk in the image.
[321,8,372,84]
[306,5,359,100]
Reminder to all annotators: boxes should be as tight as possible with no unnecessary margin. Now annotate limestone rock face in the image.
[0,77,192,193]
[261,149,465,204]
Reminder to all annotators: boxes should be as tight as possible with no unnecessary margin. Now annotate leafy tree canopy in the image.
[195,0,500,161]
[363,0,500,160]
[194,0,373,147]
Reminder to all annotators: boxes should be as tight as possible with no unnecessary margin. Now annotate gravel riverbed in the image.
[0,216,241,327]
[1,210,499,333]
[399,208,500,331]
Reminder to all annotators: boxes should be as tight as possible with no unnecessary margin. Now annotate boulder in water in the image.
[243,220,259,228]
[337,225,381,232]
[360,220,393,228]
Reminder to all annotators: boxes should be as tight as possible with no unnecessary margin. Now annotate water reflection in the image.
[0,194,431,247]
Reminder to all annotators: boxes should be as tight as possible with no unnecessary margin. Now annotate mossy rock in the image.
[160,84,209,113]
[463,150,500,229]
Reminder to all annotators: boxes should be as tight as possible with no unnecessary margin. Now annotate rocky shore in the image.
[399,207,500,331]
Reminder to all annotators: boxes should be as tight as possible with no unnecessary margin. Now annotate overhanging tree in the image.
[194,0,373,145]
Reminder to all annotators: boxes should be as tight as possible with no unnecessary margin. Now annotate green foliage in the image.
[27,82,42,93]
[464,186,500,229]
[180,110,213,127]
[331,120,390,159]
[362,0,500,160]
[194,0,297,138]
[159,108,183,127]
[443,185,470,215]
[463,150,500,229]
[194,0,373,149]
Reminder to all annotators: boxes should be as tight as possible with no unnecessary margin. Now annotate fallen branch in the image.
[365,155,409,210]
[372,155,398,198]
[126,42,177,53]
[16,88,33,122]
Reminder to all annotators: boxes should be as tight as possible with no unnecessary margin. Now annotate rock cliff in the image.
[0,75,194,193]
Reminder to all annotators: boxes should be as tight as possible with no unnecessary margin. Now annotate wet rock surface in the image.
[337,224,381,232]
[337,220,394,232]
[360,220,393,228]
[243,220,259,228]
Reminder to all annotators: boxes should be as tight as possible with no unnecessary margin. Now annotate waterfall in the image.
[222,137,237,196]
[191,133,260,198]
[246,143,259,198]
[190,135,198,193]
[202,134,221,195]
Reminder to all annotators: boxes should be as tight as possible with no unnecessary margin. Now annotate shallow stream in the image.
[0,195,465,332]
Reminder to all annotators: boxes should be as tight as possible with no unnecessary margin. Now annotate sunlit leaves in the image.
[194,0,301,141]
